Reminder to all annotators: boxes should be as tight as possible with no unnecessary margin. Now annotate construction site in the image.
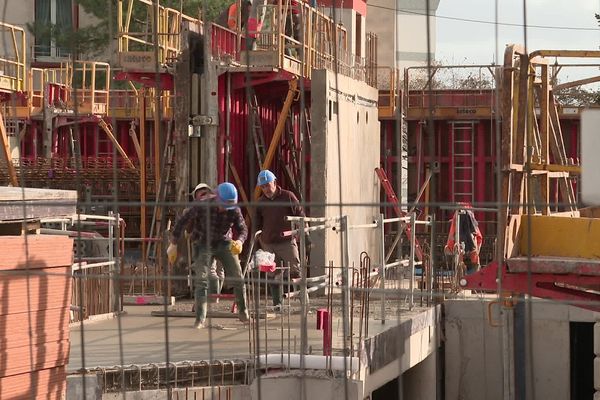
[1,0,600,399]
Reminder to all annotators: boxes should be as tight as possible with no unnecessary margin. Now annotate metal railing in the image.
[117,0,202,68]
[0,21,26,92]
[209,1,377,85]
[40,212,124,322]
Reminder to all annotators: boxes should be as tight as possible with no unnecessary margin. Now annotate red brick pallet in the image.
[0,235,73,400]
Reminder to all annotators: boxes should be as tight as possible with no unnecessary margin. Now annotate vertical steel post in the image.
[377,213,386,324]
[341,215,351,340]
[299,218,308,356]
[409,212,416,310]
[428,214,435,305]
[108,211,115,312]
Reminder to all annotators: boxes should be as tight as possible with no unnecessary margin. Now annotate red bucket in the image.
[259,263,276,273]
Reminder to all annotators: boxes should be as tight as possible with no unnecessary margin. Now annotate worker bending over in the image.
[168,182,249,328]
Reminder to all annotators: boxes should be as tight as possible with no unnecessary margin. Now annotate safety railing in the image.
[209,0,376,85]
[117,0,202,69]
[377,213,434,317]
[404,64,497,113]
[378,66,400,118]
[70,61,111,115]
[39,212,124,322]
[0,21,26,93]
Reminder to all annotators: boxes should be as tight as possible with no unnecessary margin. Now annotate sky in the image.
[435,0,600,71]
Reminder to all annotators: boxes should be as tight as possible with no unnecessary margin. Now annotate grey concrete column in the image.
[66,373,102,400]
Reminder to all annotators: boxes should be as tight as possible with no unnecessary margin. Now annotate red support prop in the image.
[462,261,600,312]
[114,72,174,90]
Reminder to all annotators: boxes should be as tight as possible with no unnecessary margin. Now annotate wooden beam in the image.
[553,75,600,91]
[98,119,136,169]
[0,113,18,186]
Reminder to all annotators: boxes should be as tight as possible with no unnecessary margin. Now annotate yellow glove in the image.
[230,240,243,255]
[167,243,178,265]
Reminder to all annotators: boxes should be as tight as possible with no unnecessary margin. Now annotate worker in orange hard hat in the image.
[216,0,252,31]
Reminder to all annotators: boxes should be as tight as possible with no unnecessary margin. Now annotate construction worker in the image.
[255,169,307,310]
[216,0,252,31]
[188,183,225,301]
[168,182,249,328]
[444,205,482,275]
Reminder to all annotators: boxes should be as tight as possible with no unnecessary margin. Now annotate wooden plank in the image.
[507,256,600,276]
[122,294,175,305]
[516,215,600,259]
[0,186,77,202]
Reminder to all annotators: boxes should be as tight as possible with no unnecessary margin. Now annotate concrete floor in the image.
[68,297,429,372]
[68,305,328,371]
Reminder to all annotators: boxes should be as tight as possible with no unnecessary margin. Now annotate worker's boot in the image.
[234,285,249,323]
[270,283,283,311]
[194,296,208,328]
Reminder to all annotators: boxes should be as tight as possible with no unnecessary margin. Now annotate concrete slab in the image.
[68,301,435,374]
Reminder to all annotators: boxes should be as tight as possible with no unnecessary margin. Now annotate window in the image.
[34,0,73,60]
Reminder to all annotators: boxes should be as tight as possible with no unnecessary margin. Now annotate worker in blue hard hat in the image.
[168,182,249,328]
[255,169,307,311]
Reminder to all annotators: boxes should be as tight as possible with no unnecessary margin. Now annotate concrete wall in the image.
[365,306,440,396]
[251,374,363,400]
[402,352,437,400]
[310,69,380,276]
[366,0,440,88]
[445,299,600,400]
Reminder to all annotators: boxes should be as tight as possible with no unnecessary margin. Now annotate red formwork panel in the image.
[381,115,581,246]
[217,73,311,210]
[406,89,495,110]
[401,119,497,236]
[17,118,171,164]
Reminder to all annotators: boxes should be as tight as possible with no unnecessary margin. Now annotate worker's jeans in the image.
[260,239,300,306]
[208,261,225,298]
[193,241,247,322]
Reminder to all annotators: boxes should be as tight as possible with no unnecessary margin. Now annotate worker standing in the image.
[255,170,307,310]
[168,182,249,328]
[215,0,252,31]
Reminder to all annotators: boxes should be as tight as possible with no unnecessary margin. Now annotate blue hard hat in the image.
[257,169,276,186]
[216,182,238,210]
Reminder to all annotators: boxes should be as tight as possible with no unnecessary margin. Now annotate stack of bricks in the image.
[0,235,74,399]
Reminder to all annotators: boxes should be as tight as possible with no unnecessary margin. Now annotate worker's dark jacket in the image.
[256,186,304,244]
[172,197,247,247]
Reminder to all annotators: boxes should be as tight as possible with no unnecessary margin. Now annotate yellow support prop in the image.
[0,112,18,186]
[253,78,298,199]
